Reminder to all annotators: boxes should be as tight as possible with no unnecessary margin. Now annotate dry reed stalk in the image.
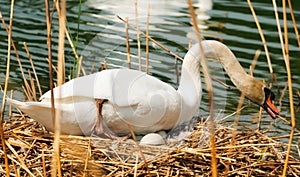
[52,0,67,176]
[247,0,275,80]
[42,150,46,177]
[57,1,66,86]
[248,50,264,130]
[127,124,148,167]
[8,90,14,117]
[249,49,260,76]
[5,141,34,176]
[134,0,142,71]
[232,91,246,145]
[46,58,58,73]
[287,0,300,48]
[24,42,43,97]
[187,0,217,176]
[27,69,37,101]
[21,86,30,102]
[276,85,300,131]
[272,0,296,176]
[82,139,91,177]
[217,105,248,123]
[117,15,183,61]
[0,10,33,101]
[278,83,288,112]
[79,56,87,76]
[282,1,296,175]
[125,17,131,69]
[44,0,55,124]
[248,49,264,130]
[272,132,300,140]
[44,0,60,176]
[145,3,150,74]
[174,54,180,87]
[0,1,16,175]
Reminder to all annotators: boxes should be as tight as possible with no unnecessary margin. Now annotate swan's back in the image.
[40,69,179,108]
[40,69,116,101]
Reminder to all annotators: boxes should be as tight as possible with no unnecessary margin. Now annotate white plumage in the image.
[7,40,279,138]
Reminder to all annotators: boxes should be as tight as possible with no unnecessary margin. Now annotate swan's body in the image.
[7,40,279,136]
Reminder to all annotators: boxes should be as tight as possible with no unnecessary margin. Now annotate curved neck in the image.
[177,40,266,124]
[204,40,249,90]
[177,44,202,123]
[204,40,265,105]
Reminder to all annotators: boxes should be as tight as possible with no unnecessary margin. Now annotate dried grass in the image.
[1,116,299,176]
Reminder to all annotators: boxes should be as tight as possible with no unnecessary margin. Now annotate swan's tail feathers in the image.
[6,98,53,123]
[6,98,52,114]
[6,98,96,136]
[6,98,31,113]
[6,98,55,132]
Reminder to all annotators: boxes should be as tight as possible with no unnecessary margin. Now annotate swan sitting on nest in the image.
[7,40,279,141]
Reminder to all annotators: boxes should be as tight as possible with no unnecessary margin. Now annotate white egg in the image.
[139,133,165,145]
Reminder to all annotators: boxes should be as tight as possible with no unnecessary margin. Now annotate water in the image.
[0,0,299,141]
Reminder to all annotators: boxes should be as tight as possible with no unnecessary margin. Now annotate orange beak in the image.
[264,95,280,119]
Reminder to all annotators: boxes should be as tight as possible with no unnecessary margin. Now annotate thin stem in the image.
[145,2,150,74]
[134,0,141,71]
[74,0,82,77]
[52,0,66,176]
[287,0,300,47]
[247,0,274,78]
[187,0,217,176]
[125,17,131,69]
[57,0,65,85]
[0,10,31,100]
[24,42,43,97]
[45,0,60,176]
[117,16,183,61]
[0,1,15,176]
[282,0,295,176]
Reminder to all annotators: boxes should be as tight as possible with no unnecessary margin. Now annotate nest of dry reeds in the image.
[1,115,299,176]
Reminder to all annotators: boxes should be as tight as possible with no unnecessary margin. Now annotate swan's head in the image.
[239,77,279,119]
[261,87,280,118]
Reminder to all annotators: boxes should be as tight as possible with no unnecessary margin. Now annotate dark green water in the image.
[0,0,299,141]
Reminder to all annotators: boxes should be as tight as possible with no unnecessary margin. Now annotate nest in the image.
[1,116,299,176]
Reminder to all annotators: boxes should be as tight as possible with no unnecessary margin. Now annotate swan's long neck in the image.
[204,40,265,105]
[177,44,202,123]
[177,40,266,124]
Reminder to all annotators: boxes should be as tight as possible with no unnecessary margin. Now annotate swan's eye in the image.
[263,87,275,101]
[270,92,275,102]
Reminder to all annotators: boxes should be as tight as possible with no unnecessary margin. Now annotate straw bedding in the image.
[1,115,299,176]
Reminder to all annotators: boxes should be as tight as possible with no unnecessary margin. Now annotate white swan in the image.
[7,40,279,137]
